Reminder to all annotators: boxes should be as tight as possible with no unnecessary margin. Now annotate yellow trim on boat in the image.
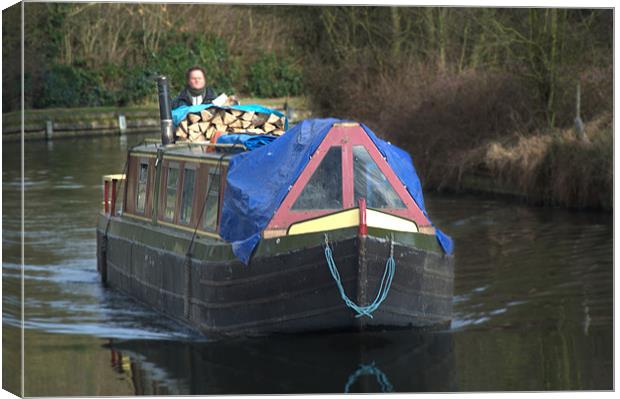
[367,209,418,233]
[121,356,131,373]
[288,209,359,235]
[102,174,126,182]
[287,208,419,236]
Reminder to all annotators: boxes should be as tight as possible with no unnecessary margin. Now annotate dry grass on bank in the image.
[463,113,612,210]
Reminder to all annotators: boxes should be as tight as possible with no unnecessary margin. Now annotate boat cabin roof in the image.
[129,140,242,164]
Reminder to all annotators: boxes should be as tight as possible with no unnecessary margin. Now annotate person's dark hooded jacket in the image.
[171,86,217,109]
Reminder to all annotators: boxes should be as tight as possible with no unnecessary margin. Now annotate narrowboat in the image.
[96,79,454,336]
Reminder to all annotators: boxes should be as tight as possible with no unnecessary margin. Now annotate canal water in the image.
[2,134,613,395]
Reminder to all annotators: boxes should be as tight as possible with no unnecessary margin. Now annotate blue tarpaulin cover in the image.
[219,118,454,264]
[216,133,278,152]
[172,104,287,129]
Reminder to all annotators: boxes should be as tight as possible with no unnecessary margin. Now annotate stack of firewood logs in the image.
[175,107,286,142]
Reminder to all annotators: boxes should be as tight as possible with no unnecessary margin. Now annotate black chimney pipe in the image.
[157,76,174,145]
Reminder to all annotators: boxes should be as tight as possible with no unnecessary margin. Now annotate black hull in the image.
[97,218,453,336]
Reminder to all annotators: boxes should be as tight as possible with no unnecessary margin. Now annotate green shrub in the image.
[37,64,109,108]
[246,53,303,97]
[31,35,301,109]
[117,66,158,106]
[151,33,240,96]
[191,35,240,94]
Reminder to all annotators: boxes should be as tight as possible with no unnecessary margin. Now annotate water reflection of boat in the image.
[105,330,456,394]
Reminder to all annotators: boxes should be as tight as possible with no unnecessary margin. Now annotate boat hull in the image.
[97,216,453,336]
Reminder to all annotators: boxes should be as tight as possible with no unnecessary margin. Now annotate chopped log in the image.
[215,123,227,133]
[241,111,254,121]
[188,113,201,124]
[195,133,207,142]
[188,123,202,134]
[200,109,214,121]
[272,129,285,136]
[231,109,244,117]
[246,128,265,134]
[232,127,247,133]
[274,116,286,128]
[252,113,269,126]
[180,120,189,134]
[211,115,223,127]
[241,120,252,128]
[176,127,188,138]
[222,112,237,125]
[198,122,210,133]
[263,123,277,133]
[229,119,243,128]
[267,113,280,125]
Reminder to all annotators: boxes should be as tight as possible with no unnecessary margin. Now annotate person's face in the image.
[188,70,206,90]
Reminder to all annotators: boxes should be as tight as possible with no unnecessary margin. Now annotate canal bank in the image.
[1,97,311,142]
[426,113,613,212]
[2,106,159,141]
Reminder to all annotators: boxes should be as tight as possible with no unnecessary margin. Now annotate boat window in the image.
[164,166,179,221]
[292,146,342,210]
[203,167,221,232]
[180,167,195,225]
[136,161,148,213]
[353,145,406,209]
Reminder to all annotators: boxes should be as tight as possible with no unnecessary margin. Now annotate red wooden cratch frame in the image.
[265,123,431,233]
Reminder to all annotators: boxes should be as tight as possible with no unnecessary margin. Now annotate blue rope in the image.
[324,234,395,319]
[344,362,394,393]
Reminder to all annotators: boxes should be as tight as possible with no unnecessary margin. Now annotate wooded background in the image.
[3,4,611,127]
[2,4,612,208]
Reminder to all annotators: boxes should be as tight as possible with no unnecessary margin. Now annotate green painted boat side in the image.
[97,213,443,263]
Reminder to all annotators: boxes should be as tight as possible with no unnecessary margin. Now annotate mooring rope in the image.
[344,362,394,393]
[323,233,395,319]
